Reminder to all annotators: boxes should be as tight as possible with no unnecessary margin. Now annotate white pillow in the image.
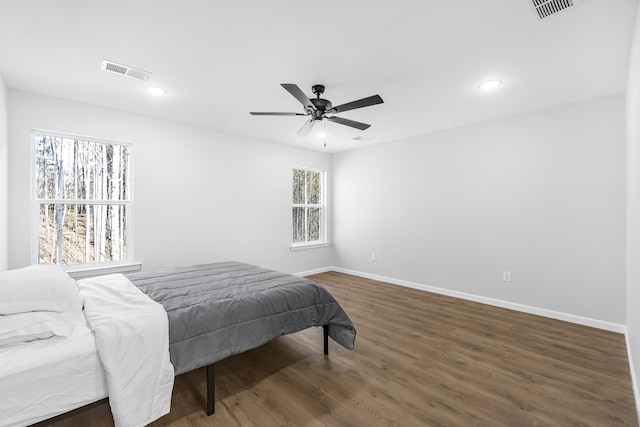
[0,311,75,347]
[0,265,83,315]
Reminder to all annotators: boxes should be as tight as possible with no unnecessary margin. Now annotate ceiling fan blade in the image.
[297,119,317,136]
[281,83,316,111]
[326,116,371,130]
[330,95,383,114]
[250,112,307,116]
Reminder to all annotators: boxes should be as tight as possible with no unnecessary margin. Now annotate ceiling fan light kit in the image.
[250,83,383,138]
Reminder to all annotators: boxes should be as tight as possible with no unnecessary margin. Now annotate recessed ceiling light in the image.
[477,80,502,91]
[145,86,167,96]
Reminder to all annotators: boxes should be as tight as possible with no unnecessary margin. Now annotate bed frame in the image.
[205,325,329,415]
[28,262,355,425]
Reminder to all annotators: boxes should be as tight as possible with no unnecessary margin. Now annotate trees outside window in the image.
[292,167,325,245]
[33,131,132,266]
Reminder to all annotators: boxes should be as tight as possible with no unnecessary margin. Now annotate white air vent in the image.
[352,136,371,142]
[531,0,574,19]
[101,60,151,81]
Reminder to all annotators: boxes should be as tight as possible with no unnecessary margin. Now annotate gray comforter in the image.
[127,261,356,375]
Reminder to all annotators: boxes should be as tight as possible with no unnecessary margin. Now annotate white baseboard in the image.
[293,266,334,277]
[325,266,626,334]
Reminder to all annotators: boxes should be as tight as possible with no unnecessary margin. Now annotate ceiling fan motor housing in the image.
[310,97,332,117]
[309,84,331,118]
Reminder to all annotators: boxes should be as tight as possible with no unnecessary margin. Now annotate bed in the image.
[0,261,356,426]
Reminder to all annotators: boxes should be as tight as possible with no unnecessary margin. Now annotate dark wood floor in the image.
[44,272,637,426]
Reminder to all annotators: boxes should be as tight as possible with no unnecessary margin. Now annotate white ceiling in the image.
[0,0,638,153]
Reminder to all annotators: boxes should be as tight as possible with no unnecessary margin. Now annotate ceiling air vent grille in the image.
[531,0,574,19]
[101,60,151,81]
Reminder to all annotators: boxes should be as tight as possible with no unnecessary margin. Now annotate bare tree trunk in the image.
[304,172,309,242]
[73,140,79,254]
[121,147,127,256]
[99,144,108,261]
[84,145,91,263]
[55,160,65,265]
[49,136,60,264]
[110,145,121,260]
[93,145,100,262]
[44,137,53,242]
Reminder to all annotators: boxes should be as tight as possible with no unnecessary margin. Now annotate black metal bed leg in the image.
[323,325,329,356]
[206,363,215,415]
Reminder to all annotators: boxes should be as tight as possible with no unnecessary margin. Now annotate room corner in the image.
[0,70,8,271]
[626,1,640,418]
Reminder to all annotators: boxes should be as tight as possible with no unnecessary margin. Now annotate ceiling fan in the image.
[250,84,383,136]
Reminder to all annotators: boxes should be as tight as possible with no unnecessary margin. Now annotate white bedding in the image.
[0,315,108,427]
[78,274,174,427]
[0,270,174,427]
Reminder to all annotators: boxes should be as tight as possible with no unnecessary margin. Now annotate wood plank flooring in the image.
[42,272,637,426]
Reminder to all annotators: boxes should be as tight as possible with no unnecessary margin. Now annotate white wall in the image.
[333,95,626,325]
[4,87,629,326]
[626,3,640,410]
[7,90,332,274]
[0,72,8,271]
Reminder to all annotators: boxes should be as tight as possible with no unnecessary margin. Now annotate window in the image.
[32,131,132,267]
[292,167,326,246]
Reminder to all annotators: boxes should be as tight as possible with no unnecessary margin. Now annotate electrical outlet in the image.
[503,271,512,282]
[371,253,377,261]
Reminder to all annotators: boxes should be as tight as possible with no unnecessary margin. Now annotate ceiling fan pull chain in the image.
[323,120,327,147]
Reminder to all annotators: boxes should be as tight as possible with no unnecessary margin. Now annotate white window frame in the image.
[290,166,329,250]
[30,129,139,276]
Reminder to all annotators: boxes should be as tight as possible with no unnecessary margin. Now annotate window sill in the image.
[65,261,142,280]
[289,242,332,251]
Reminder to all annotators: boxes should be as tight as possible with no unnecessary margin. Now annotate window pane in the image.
[35,135,64,199]
[39,204,128,265]
[307,207,320,241]
[305,170,321,204]
[34,134,130,201]
[292,207,305,243]
[292,168,305,204]
[292,207,321,243]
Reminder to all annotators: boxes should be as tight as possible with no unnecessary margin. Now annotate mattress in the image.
[0,314,108,427]
[127,261,357,375]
